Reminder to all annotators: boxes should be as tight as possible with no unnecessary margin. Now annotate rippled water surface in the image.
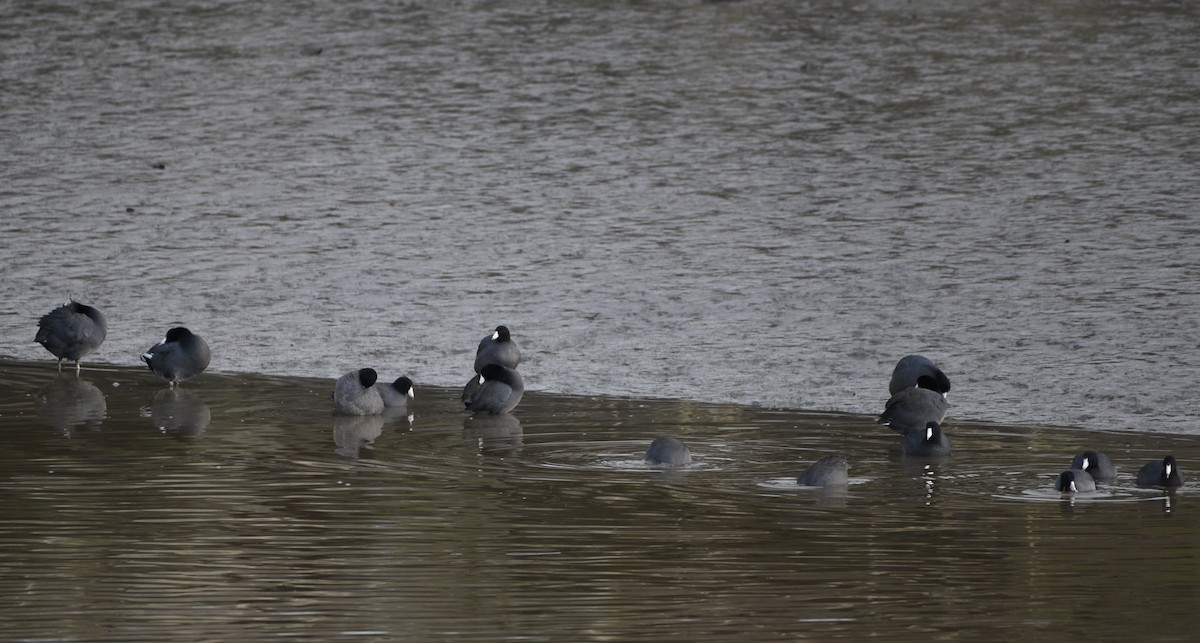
[1,1,1198,434]
[1,359,1197,640]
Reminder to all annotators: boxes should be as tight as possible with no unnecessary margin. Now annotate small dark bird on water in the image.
[900,421,953,457]
[379,376,415,410]
[1136,455,1183,488]
[1055,469,1097,493]
[35,300,108,373]
[797,454,849,486]
[645,436,692,465]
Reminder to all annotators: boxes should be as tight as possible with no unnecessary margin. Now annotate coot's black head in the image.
[357,368,378,388]
[1057,470,1078,492]
[165,327,195,342]
[1077,451,1100,472]
[392,376,414,395]
[493,326,511,342]
[65,301,107,326]
[921,421,942,443]
[1163,455,1179,481]
[917,369,951,395]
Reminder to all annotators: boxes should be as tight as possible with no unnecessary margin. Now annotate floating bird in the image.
[901,421,952,457]
[379,376,415,409]
[1136,455,1183,488]
[798,454,849,486]
[1055,469,1097,493]
[35,300,108,372]
[463,325,521,405]
[464,364,524,415]
[645,436,692,465]
[1070,450,1117,483]
[141,327,211,386]
[888,354,951,397]
[333,368,385,416]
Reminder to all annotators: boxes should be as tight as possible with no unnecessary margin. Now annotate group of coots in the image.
[35,301,513,418]
[652,354,1186,493]
[32,302,1187,489]
[36,300,210,385]
[330,324,523,417]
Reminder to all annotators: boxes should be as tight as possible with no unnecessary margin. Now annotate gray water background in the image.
[2,1,1199,432]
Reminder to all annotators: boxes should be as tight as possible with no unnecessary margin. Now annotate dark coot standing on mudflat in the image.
[464,364,524,415]
[1070,450,1117,483]
[645,436,692,465]
[141,327,211,386]
[333,368,385,416]
[1055,469,1097,493]
[798,454,849,486]
[901,421,953,457]
[463,325,521,405]
[1136,455,1184,488]
[35,300,108,372]
[888,354,951,397]
[379,376,415,410]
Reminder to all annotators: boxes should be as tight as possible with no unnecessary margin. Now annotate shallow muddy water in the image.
[1,358,1197,640]
[2,1,1200,433]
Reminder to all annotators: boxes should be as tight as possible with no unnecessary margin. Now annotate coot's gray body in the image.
[1070,450,1117,483]
[1055,469,1097,493]
[334,368,385,416]
[878,387,949,435]
[141,327,211,385]
[35,301,108,372]
[798,454,849,486]
[645,436,692,465]
[464,364,524,415]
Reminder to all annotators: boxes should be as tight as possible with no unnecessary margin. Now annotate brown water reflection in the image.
[0,359,1196,641]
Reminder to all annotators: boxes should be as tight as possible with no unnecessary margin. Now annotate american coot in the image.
[645,436,691,465]
[464,364,524,415]
[474,325,520,372]
[901,421,952,457]
[35,301,108,372]
[798,454,849,486]
[888,355,951,397]
[141,327,211,386]
[878,387,949,435]
[379,376,415,409]
[1136,456,1184,488]
[1055,469,1097,493]
[1070,450,1117,483]
[333,368,385,416]
[463,325,521,405]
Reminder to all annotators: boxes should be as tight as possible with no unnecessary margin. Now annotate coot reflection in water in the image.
[148,387,211,437]
[34,375,108,434]
[0,358,1197,640]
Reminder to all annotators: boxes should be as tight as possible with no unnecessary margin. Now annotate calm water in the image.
[0,358,1197,641]
[1,0,1199,433]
